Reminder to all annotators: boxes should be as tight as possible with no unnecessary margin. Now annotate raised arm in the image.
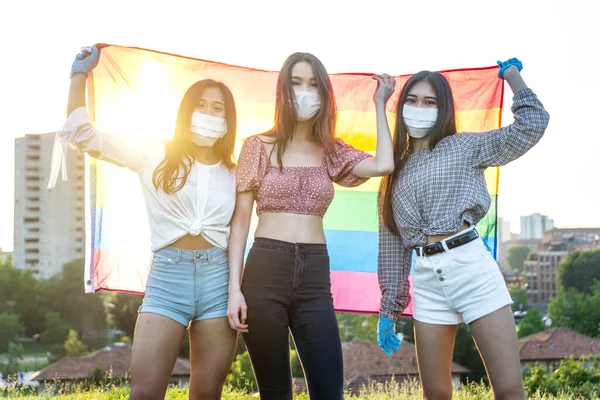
[351,74,396,178]
[68,69,88,116]
[49,47,154,189]
[458,58,550,168]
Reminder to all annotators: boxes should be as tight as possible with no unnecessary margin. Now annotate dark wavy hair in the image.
[153,79,237,194]
[379,71,457,233]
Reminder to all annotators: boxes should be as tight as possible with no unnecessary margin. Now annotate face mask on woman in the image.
[190,112,227,147]
[294,91,321,121]
[403,104,438,138]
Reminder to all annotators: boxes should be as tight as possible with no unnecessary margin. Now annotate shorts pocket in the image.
[448,241,486,264]
[151,251,179,269]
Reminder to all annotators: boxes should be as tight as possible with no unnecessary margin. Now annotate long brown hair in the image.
[379,71,457,234]
[153,79,237,194]
[265,52,337,169]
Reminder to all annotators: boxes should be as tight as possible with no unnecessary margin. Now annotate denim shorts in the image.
[413,228,513,325]
[139,246,229,327]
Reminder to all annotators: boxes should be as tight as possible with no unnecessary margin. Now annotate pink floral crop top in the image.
[237,135,370,217]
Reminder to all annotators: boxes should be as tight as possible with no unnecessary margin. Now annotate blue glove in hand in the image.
[71,46,100,78]
[497,57,523,79]
[377,317,402,356]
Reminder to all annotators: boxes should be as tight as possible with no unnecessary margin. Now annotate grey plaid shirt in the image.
[378,88,550,319]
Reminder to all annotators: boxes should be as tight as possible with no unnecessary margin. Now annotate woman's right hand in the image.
[227,289,249,333]
[372,73,396,106]
[71,46,100,78]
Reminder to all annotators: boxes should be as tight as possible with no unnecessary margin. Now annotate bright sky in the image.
[0,0,597,251]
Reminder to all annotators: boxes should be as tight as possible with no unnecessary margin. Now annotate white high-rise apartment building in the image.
[520,213,554,240]
[13,133,85,278]
[497,217,513,243]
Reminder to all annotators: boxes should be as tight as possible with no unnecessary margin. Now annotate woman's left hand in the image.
[373,74,396,105]
[497,57,523,79]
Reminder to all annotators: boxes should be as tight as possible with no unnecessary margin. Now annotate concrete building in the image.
[496,238,540,274]
[519,227,600,305]
[523,250,568,304]
[541,228,600,252]
[496,217,514,270]
[13,133,85,278]
[520,213,554,240]
[497,217,513,244]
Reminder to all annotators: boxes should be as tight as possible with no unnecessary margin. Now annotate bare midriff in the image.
[170,234,215,250]
[255,212,326,244]
[426,221,470,245]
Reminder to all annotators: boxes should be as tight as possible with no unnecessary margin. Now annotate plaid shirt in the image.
[378,88,550,319]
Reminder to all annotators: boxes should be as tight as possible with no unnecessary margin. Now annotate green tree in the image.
[523,356,600,398]
[42,259,107,337]
[452,324,487,383]
[506,245,530,273]
[110,293,143,337]
[508,284,529,311]
[517,308,545,338]
[64,329,88,357]
[290,349,304,378]
[523,364,559,395]
[558,249,600,294]
[336,312,378,342]
[397,317,415,344]
[41,311,69,344]
[548,283,600,337]
[226,351,257,392]
[0,262,43,336]
[49,343,66,362]
[0,341,24,375]
[0,313,24,352]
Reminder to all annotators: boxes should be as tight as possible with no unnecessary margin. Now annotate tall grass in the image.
[1,379,597,399]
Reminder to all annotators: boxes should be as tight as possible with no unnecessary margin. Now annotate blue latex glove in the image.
[70,46,100,78]
[497,57,523,79]
[377,317,402,356]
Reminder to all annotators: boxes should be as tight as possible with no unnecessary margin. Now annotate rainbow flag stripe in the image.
[83,44,503,316]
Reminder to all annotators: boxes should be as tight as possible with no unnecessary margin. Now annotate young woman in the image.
[377,58,549,399]
[56,46,239,400]
[226,52,396,399]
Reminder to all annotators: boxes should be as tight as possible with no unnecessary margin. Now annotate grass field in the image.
[1,381,596,400]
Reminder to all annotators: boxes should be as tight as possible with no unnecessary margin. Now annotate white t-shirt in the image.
[50,107,236,251]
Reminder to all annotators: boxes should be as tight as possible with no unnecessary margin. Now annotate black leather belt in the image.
[415,229,479,257]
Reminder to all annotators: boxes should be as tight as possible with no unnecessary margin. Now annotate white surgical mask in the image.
[294,91,321,121]
[403,104,438,138]
[190,112,227,147]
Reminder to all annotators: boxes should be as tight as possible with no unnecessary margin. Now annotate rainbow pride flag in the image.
[82,44,503,316]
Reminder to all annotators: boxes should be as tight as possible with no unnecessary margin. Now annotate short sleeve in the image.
[325,138,371,187]
[236,135,267,193]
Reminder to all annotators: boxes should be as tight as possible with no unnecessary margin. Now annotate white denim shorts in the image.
[412,228,513,325]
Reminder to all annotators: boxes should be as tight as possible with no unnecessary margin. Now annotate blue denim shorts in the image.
[139,246,229,327]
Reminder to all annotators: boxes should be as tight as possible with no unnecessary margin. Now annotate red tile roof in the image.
[518,328,600,362]
[342,339,468,379]
[30,343,190,381]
